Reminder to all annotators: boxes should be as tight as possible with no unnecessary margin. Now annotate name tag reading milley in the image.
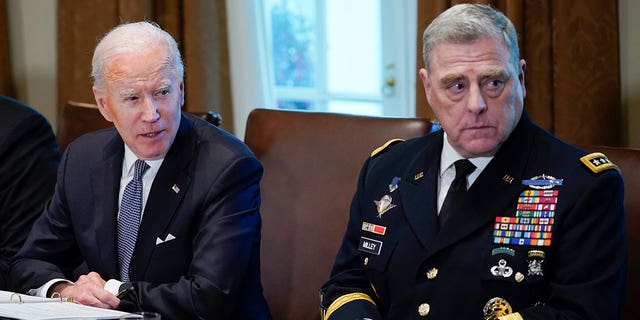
[358,236,383,255]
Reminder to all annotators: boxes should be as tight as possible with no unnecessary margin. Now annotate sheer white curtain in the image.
[226,0,276,139]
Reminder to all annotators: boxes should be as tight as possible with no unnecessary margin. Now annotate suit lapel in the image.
[91,131,124,278]
[130,115,195,279]
[425,115,535,259]
[397,132,443,249]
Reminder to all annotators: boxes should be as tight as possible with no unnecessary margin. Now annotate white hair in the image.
[91,21,184,89]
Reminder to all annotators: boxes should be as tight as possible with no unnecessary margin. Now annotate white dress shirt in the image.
[437,133,493,214]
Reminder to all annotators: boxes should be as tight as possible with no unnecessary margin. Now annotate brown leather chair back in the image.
[56,100,222,152]
[588,146,640,320]
[57,101,112,152]
[244,108,432,320]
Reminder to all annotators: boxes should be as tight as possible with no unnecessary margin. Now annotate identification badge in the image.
[362,221,387,235]
[358,236,383,255]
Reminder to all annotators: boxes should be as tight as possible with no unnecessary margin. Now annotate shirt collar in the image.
[440,132,493,177]
[123,145,164,177]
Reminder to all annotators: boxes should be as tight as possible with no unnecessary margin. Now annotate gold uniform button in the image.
[418,303,430,317]
[426,267,438,279]
[364,257,369,266]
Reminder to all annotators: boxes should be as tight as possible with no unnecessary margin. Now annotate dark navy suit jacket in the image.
[0,96,60,290]
[321,114,626,319]
[10,114,271,319]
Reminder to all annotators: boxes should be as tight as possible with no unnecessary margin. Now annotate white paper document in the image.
[0,290,140,320]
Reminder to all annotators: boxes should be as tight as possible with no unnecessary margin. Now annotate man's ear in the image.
[179,81,185,107]
[92,86,113,122]
[419,68,432,104]
[519,59,527,99]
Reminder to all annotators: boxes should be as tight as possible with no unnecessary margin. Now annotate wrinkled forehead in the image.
[430,37,516,73]
[103,47,177,84]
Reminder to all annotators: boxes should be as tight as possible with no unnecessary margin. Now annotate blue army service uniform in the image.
[320,113,627,320]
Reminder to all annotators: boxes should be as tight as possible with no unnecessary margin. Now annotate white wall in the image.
[7,0,57,128]
[619,0,640,147]
[225,0,274,140]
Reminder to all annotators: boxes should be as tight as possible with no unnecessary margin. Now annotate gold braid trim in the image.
[324,292,376,320]
[370,139,404,157]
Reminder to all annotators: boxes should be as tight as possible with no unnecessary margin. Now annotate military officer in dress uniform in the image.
[320,4,626,320]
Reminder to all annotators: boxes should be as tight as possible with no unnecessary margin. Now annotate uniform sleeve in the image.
[320,159,383,320]
[517,169,627,319]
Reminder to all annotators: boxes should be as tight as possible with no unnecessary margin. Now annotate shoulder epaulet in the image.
[579,152,620,173]
[370,139,405,158]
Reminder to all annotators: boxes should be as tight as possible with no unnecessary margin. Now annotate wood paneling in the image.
[57,0,233,132]
[57,0,120,109]
[416,0,621,146]
[551,1,621,146]
[0,0,13,96]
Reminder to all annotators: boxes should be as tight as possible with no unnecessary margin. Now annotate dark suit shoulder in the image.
[186,113,256,160]
[63,126,120,162]
[0,95,42,121]
[0,96,55,145]
[71,126,118,144]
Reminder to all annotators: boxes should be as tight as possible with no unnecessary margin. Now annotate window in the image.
[262,0,416,116]
[226,0,417,136]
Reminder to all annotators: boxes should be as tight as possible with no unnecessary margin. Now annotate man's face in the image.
[93,44,184,160]
[419,37,526,157]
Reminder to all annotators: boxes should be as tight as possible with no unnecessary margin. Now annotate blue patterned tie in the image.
[118,159,149,282]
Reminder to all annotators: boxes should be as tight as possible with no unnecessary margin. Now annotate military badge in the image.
[527,259,544,276]
[483,297,513,320]
[528,250,545,259]
[490,259,514,278]
[374,195,396,218]
[580,152,620,173]
[362,221,387,235]
[522,174,563,190]
[491,247,515,256]
[502,174,514,184]
[388,176,401,192]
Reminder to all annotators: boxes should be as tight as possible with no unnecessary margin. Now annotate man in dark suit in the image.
[0,95,60,290]
[9,22,271,319]
[320,4,626,320]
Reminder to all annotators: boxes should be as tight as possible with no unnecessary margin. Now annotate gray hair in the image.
[422,4,520,72]
[91,21,184,89]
